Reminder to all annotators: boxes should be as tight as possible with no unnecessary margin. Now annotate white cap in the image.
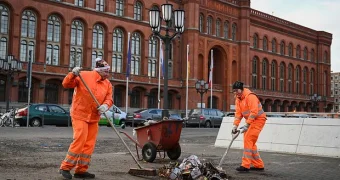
[95,57,102,62]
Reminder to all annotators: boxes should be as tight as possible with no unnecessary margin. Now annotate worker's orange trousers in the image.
[60,119,99,173]
[241,119,266,169]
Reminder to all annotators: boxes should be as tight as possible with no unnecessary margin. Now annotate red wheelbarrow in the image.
[120,120,183,163]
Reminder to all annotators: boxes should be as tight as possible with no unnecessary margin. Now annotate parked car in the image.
[126,108,182,127]
[15,104,71,127]
[98,105,127,126]
[186,108,225,128]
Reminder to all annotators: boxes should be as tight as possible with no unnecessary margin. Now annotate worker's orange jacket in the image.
[62,71,113,123]
[233,88,266,126]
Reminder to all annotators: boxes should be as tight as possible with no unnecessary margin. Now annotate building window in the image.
[311,49,315,62]
[324,51,328,63]
[272,38,277,53]
[262,59,267,90]
[147,91,157,108]
[303,47,308,60]
[223,21,229,39]
[112,28,123,73]
[116,0,124,16]
[0,79,5,102]
[114,87,123,107]
[295,67,300,93]
[18,80,33,102]
[288,43,293,57]
[131,32,141,75]
[288,64,293,93]
[216,19,221,37]
[20,10,36,62]
[0,4,9,59]
[92,24,104,68]
[134,1,142,21]
[280,62,285,92]
[130,89,141,108]
[46,15,61,65]
[75,0,84,7]
[263,37,268,51]
[324,72,327,96]
[70,20,83,67]
[303,68,307,94]
[310,69,314,94]
[232,23,237,41]
[148,37,158,77]
[253,34,258,49]
[280,41,285,55]
[96,0,104,12]
[44,83,59,104]
[199,14,204,33]
[271,61,276,91]
[296,45,301,59]
[207,16,212,35]
[252,57,258,89]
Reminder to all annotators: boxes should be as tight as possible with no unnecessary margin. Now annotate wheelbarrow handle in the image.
[78,73,143,169]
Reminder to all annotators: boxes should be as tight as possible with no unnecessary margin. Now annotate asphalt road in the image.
[0,126,339,180]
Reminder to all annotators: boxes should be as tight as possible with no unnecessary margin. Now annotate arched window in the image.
[44,82,59,104]
[263,37,268,51]
[134,1,142,21]
[280,41,285,55]
[131,32,141,75]
[114,87,123,107]
[92,24,104,68]
[116,0,124,16]
[0,78,6,102]
[96,0,104,11]
[70,20,83,67]
[112,28,123,73]
[272,38,277,53]
[207,16,212,35]
[252,57,258,88]
[232,23,237,41]
[148,37,158,77]
[46,15,61,65]
[271,61,276,91]
[324,51,328,63]
[253,34,258,49]
[303,47,308,60]
[279,62,285,92]
[147,90,158,108]
[223,21,229,39]
[262,59,268,90]
[75,0,84,7]
[288,64,293,93]
[199,14,204,33]
[0,5,9,59]
[20,10,36,62]
[295,67,300,93]
[296,45,301,59]
[288,43,293,57]
[216,19,221,37]
[310,69,314,94]
[130,89,141,108]
[18,79,33,102]
[311,49,315,62]
[303,67,307,94]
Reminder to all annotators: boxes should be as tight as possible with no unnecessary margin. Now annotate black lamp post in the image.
[195,79,209,128]
[148,4,185,110]
[0,55,22,112]
[310,93,321,112]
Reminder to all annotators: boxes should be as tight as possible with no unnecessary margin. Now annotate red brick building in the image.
[0,0,333,112]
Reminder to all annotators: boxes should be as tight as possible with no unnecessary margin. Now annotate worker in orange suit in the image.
[231,81,266,172]
[59,58,113,179]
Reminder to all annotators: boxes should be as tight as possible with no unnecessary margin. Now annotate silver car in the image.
[126,108,182,127]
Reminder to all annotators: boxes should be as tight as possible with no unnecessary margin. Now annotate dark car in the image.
[186,108,225,128]
[126,108,182,127]
[15,104,71,127]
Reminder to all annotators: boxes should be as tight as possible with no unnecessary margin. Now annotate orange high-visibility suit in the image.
[60,71,113,174]
[233,88,266,169]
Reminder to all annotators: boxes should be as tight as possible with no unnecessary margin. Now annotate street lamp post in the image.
[0,55,23,112]
[310,93,321,112]
[195,80,209,128]
[148,4,185,111]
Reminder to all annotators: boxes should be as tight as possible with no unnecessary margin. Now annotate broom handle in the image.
[78,73,143,169]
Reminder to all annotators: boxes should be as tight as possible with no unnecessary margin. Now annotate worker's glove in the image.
[97,104,109,114]
[239,124,250,134]
[231,125,238,134]
[72,67,81,76]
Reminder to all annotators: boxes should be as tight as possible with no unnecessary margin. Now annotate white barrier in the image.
[214,117,340,158]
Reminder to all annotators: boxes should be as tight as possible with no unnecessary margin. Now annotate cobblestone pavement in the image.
[0,126,339,180]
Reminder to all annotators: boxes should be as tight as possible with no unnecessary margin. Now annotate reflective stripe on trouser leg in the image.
[251,144,264,168]
[241,124,263,169]
[60,119,89,170]
[75,122,99,174]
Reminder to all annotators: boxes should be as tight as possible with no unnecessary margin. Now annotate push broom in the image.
[78,73,157,176]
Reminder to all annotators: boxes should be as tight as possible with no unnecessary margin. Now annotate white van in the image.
[100,105,127,126]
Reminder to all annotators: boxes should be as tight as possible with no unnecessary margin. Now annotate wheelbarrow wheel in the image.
[142,142,157,162]
[167,143,181,160]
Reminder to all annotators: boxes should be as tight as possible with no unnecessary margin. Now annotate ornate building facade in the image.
[0,0,333,112]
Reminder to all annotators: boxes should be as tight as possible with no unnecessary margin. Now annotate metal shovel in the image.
[217,130,240,169]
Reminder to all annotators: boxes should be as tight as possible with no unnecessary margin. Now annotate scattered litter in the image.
[158,155,228,180]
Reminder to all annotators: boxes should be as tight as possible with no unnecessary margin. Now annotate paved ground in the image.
[0,126,339,180]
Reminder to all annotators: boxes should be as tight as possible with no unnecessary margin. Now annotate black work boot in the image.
[236,166,249,172]
[74,172,95,179]
[250,167,265,171]
[59,169,72,179]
